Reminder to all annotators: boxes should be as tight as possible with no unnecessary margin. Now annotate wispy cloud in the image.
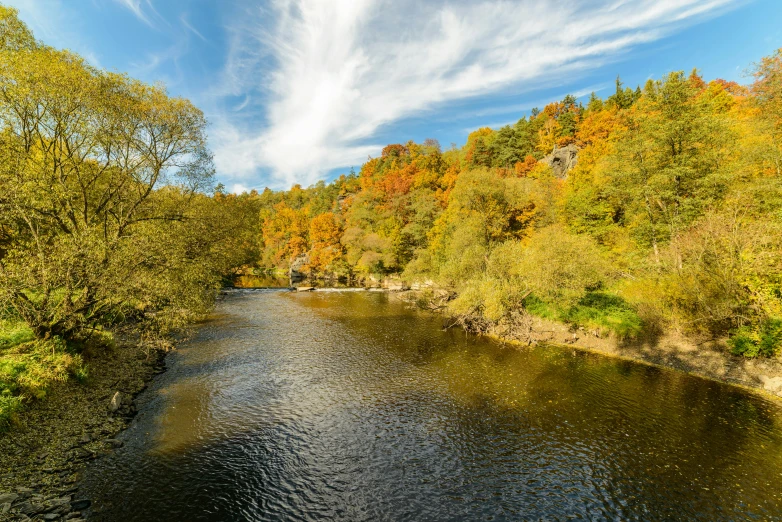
[4,0,102,67]
[180,13,207,42]
[211,0,738,190]
[114,0,165,28]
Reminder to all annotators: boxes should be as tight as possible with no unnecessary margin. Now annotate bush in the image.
[517,226,611,308]
[729,318,782,358]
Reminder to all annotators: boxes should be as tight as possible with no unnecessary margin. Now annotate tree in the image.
[609,71,733,257]
[309,213,343,272]
[0,11,215,339]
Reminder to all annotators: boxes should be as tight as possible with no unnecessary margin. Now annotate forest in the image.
[250,53,782,360]
[1,2,781,428]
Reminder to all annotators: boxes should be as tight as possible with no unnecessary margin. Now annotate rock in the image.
[0,492,18,504]
[295,286,315,292]
[17,501,45,515]
[105,439,124,448]
[1,502,10,514]
[64,513,82,520]
[70,499,91,511]
[759,375,782,394]
[336,194,348,209]
[289,253,310,282]
[542,144,579,178]
[109,391,122,412]
[78,433,91,444]
[42,513,60,520]
[45,497,71,511]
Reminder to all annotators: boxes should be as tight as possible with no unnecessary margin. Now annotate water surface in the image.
[81,291,782,521]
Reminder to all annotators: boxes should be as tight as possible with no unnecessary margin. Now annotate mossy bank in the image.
[0,333,169,521]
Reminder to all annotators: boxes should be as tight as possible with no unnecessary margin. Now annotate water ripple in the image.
[81,291,782,521]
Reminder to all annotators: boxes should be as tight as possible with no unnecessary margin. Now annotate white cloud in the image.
[208,0,739,189]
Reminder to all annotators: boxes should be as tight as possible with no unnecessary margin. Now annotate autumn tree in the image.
[0,7,230,340]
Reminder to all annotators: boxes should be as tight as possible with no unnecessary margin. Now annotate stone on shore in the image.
[70,499,91,510]
[109,391,122,412]
[0,492,18,504]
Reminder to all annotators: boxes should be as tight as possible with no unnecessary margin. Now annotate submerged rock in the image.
[70,499,91,511]
[105,438,124,448]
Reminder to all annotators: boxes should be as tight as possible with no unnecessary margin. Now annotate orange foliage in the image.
[514,155,538,177]
[309,213,343,270]
[262,202,309,265]
[576,109,623,146]
[556,135,575,147]
[381,143,409,158]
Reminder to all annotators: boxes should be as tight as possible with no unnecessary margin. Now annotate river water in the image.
[81,290,782,521]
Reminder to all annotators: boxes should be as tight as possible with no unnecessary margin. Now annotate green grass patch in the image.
[0,319,87,431]
[0,319,35,349]
[523,292,644,339]
[729,318,782,358]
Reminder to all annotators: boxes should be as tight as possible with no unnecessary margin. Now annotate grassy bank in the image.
[522,292,644,339]
[0,319,87,431]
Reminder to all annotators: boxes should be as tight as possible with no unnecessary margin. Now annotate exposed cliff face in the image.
[542,144,579,178]
[289,253,310,281]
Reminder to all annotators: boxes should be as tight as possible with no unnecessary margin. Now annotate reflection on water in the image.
[81,291,782,521]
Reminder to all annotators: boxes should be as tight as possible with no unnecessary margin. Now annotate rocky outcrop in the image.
[289,254,310,282]
[542,144,579,178]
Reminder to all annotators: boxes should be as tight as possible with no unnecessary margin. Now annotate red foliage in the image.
[381,144,409,158]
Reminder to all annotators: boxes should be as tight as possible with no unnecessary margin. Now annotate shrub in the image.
[517,226,611,308]
[729,318,782,358]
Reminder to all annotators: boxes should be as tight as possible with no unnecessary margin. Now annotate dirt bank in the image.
[0,334,169,521]
[395,290,782,400]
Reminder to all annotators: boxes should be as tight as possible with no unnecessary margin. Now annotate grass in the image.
[523,291,644,339]
[0,319,86,431]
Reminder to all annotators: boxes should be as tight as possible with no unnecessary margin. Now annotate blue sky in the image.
[6,0,782,192]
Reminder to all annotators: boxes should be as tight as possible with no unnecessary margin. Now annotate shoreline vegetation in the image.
[1,2,782,517]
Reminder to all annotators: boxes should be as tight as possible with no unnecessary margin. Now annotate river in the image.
[80,290,782,521]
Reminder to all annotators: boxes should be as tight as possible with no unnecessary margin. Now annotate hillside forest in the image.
[0,5,781,426]
[252,54,782,360]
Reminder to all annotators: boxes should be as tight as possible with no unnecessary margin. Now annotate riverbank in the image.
[394,289,782,400]
[0,332,169,521]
